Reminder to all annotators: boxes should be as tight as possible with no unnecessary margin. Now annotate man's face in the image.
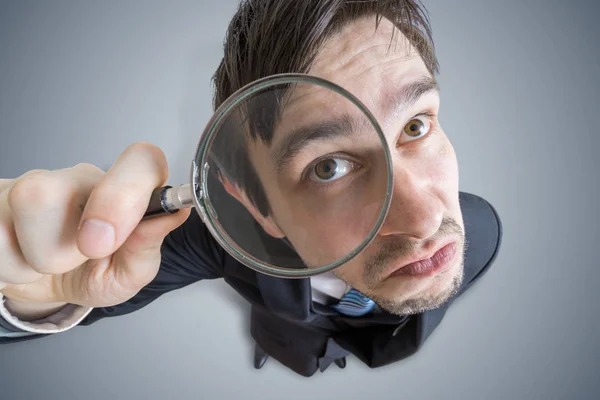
[242,16,465,315]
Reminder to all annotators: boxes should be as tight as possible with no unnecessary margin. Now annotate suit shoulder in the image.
[459,192,503,286]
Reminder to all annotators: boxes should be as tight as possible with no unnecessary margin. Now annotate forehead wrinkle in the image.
[307,23,428,122]
[316,42,390,76]
[313,41,416,84]
[310,16,415,76]
[337,53,423,110]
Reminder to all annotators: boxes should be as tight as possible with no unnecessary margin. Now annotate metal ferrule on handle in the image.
[143,184,194,219]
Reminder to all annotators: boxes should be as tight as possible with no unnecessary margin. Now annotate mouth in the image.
[386,240,459,279]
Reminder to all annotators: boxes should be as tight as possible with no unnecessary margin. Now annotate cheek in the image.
[275,200,379,267]
[268,169,387,267]
[426,133,459,192]
[428,135,463,226]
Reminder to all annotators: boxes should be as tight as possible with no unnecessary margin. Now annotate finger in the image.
[61,208,191,306]
[0,179,14,193]
[7,165,105,275]
[77,142,169,259]
[0,275,59,303]
[0,184,44,284]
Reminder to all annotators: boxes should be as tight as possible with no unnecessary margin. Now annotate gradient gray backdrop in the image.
[0,1,598,399]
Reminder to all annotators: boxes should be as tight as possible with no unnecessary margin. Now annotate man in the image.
[0,0,502,377]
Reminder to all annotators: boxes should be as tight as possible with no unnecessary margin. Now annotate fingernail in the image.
[79,219,115,257]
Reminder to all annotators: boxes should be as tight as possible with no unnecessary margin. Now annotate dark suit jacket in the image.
[80,191,502,376]
[0,191,502,377]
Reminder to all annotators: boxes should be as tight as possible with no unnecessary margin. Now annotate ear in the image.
[220,177,285,239]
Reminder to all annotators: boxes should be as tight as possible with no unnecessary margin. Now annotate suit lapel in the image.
[255,272,314,322]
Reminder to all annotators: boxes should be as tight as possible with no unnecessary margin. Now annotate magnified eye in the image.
[308,157,356,183]
[403,116,431,139]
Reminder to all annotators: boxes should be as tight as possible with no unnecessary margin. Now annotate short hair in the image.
[211,0,439,216]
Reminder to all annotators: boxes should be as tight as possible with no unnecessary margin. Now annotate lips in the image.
[387,241,458,278]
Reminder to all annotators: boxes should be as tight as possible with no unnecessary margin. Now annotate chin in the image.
[371,261,464,316]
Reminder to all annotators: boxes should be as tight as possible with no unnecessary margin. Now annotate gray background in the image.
[0,0,598,399]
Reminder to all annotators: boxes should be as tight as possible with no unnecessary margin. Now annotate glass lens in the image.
[195,74,392,277]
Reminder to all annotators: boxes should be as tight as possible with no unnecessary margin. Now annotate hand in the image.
[0,142,190,309]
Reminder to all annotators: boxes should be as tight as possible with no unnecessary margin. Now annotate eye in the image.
[308,157,357,183]
[403,115,432,140]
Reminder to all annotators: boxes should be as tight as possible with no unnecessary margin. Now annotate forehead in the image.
[246,16,434,172]
[295,16,431,116]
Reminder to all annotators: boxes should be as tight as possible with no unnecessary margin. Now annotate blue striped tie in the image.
[332,288,375,317]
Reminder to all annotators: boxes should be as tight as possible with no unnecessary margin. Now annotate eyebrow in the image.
[271,114,365,174]
[270,75,439,174]
[383,76,439,122]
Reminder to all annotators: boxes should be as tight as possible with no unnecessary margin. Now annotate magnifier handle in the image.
[143,184,194,220]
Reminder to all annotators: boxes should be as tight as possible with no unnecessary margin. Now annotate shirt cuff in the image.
[0,295,94,334]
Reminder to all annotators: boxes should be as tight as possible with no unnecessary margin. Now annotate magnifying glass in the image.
[143,74,393,278]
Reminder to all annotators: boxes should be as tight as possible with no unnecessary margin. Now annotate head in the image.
[212,0,466,315]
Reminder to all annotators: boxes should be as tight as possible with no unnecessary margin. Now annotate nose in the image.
[378,166,444,240]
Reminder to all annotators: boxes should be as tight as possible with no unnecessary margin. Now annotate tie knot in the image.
[332,288,375,317]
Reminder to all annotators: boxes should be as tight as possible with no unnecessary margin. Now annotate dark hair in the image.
[211,0,439,216]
